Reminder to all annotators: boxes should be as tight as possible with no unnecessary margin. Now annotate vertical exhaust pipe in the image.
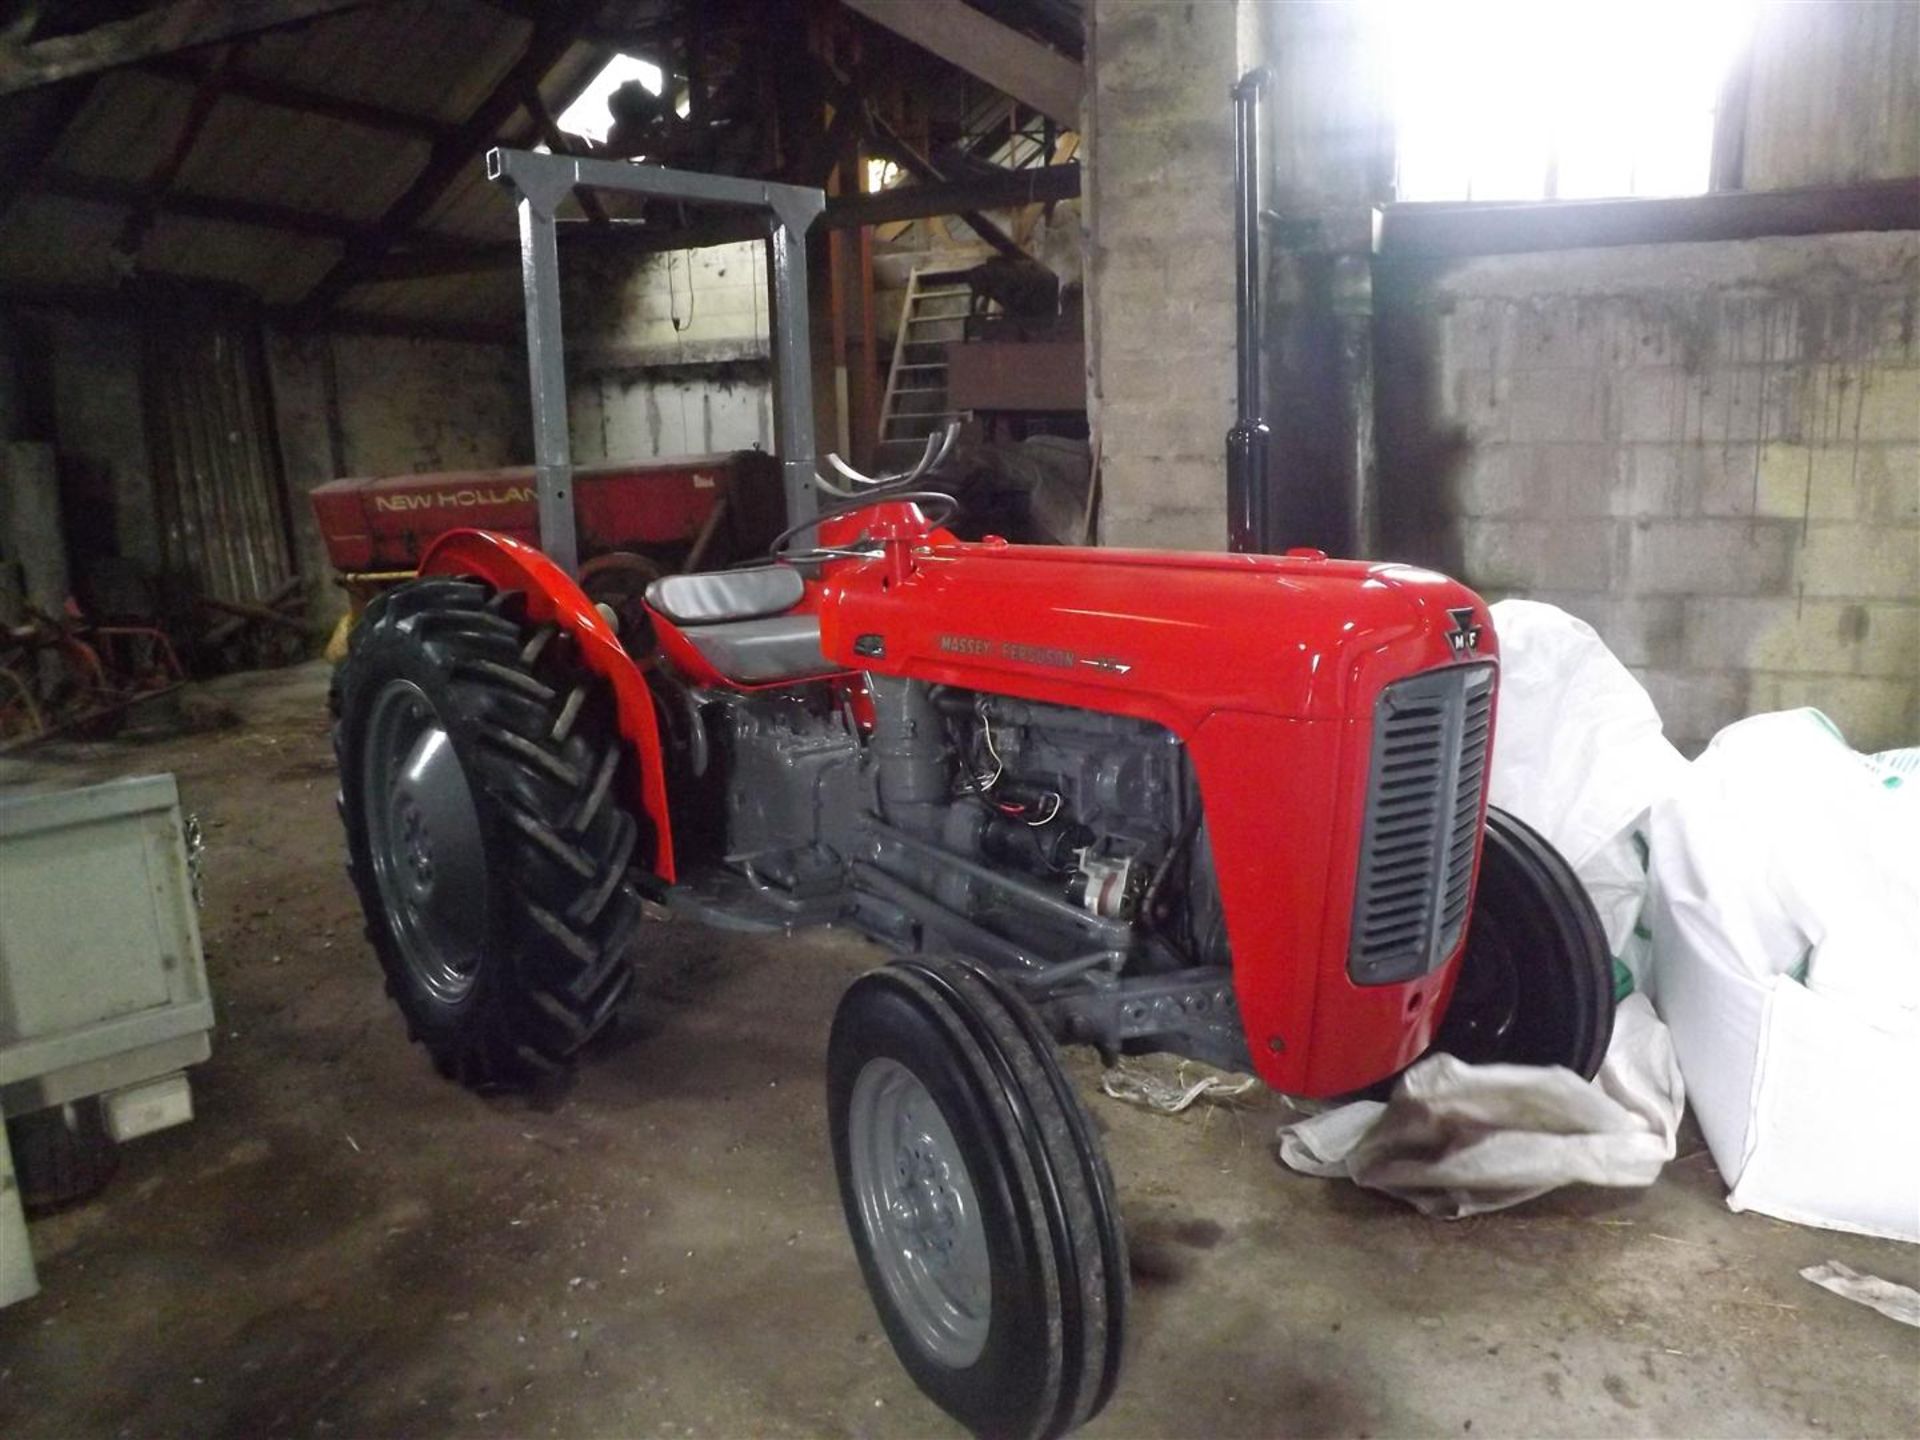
[1226,67,1271,554]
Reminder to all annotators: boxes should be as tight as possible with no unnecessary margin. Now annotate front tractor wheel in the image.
[332,578,646,1089]
[1435,805,1615,1078]
[829,957,1127,1440]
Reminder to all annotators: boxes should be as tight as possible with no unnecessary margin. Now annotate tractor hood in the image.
[820,541,1497,731]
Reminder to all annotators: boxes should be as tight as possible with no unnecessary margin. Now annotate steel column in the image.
[1226,68,1272,555]
[767,218,819,530]
[515,191,577,572]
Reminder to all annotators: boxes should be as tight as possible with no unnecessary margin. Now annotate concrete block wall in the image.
[1377,231,1920,752]
[570,367,771,464]
[267,330,527,625]
[563,241,774,465]
[327,334,527,477]
[49,314,158,570]
[1083,0,1240,549]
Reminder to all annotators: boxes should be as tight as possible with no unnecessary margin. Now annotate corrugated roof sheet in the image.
[238,0,531,123]
[0,2,622,329]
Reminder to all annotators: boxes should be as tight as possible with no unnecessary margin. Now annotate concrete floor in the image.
[1,662,1915,1440]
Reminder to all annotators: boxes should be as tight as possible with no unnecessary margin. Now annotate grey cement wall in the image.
[562,242,774,465]
[0,442,64,618]
[1375,232,1920,752]
[11,309,552,632]
[49,314,157,570]
[1080,0,1918,752]
[327,333,527,477]
[1082,0,1239,549]
[267,330,527,625]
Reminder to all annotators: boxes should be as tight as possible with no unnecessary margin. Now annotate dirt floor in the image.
[1,661,1915,1440]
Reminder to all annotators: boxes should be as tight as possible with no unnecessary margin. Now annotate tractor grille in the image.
[1348,664,1496,986]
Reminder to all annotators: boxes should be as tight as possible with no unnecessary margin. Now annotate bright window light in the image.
[1366,0,1758,202]
[555,53,665,146]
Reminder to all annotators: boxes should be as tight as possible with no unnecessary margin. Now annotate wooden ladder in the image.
[876,265,973,462]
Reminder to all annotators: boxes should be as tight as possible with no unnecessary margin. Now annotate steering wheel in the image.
[767,490,962,559]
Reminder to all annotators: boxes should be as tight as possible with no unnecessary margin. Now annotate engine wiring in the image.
[946,700,1068,834]
[1022,792,1064,827]
[924,686,1212,962]
[974,701,1005,791]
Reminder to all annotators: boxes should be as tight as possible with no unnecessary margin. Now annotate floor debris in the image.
[1100,1061,1259,1114]
[1800,1261,1920,1328]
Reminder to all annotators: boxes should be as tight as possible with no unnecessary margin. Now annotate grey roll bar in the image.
[485,148,828,574]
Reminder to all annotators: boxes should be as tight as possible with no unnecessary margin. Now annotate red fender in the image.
[419,528,676,883]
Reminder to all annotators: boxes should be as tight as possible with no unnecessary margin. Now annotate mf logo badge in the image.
[1446,607,1483,658]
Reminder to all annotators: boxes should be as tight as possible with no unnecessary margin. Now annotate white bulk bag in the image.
[1648,711,1920,1241]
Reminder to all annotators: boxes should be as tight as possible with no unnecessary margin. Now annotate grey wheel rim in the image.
[848,1057,992,1369]
[362,678,489,1004]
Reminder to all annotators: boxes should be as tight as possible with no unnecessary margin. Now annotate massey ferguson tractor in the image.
[325,137,1612,1440]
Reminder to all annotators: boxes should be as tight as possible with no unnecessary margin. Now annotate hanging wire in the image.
[667,248,696,333]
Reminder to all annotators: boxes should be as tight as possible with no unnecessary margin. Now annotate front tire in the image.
[1434,805,1614,1077]
[332,578,646,1089]
[828,956,1127,1440]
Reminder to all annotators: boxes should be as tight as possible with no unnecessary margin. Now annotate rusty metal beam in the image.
[791,91,867,188]
[857,104,1027,262]
[1376,180,1920,260]
[828,160,1078,229]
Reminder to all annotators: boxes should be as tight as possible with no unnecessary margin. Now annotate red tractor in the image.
[325,147,1611,1440]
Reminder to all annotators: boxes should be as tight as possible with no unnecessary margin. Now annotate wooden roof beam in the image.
[297,0,603,316]
[354,162,1084,283]
[28,167,483,253]
[0,277,518,345]
[840,0,1081,129]
[828,160,1078,229]
[854,99,1027,262]
[31,166,367,240]
[139,55,458,142]
[0,0,376,96]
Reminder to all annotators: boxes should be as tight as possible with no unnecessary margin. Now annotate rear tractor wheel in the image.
[828,956,1128,1440]
[1434,805,1614,1077]
[331,578,647,1089]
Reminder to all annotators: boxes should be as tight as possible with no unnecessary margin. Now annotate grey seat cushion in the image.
[682,614,840,684]
[646,565,804,626]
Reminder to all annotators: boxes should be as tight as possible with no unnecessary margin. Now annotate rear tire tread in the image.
[333,578,647,1089]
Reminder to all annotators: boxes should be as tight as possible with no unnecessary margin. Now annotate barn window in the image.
[1368,0,1757,202]
[555,53,666,146]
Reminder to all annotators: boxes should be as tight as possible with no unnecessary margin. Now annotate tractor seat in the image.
[646,565,805,626]
[644,565,839,685]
